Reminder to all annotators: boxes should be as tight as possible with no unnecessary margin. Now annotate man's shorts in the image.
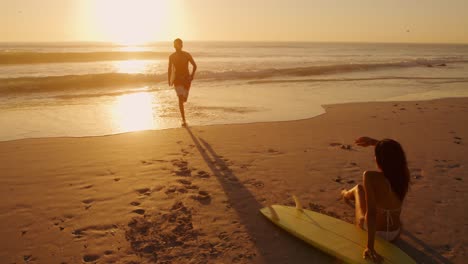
[174,85,189,99]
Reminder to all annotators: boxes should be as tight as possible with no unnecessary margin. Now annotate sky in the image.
[1,0,468,44]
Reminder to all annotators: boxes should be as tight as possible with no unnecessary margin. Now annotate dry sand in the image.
[0,97,467,263]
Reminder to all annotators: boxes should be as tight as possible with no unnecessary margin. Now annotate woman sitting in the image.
[341,137,410,263]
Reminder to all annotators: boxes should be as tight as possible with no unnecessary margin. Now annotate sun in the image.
[92,0,171,45]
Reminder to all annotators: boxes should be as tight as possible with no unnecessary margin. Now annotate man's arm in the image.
[188,53,197,80]
[167,56,172,86]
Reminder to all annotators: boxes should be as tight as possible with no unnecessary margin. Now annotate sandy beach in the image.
[0,97,467,263]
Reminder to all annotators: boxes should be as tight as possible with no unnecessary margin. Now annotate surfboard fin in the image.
[267,206,279,221]
[293,195,303,211]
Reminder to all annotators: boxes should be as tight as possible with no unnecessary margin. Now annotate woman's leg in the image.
[342,184,366,228]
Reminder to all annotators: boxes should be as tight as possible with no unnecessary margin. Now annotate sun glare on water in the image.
[92,0,171,45]
[112,92,156,132]
[114,60,152,74]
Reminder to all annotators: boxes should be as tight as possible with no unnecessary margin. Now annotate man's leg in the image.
[183,87,190,103]
[178,95,186,125]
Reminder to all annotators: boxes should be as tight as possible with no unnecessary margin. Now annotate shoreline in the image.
[0,97,466,263]
[1,96,466,144]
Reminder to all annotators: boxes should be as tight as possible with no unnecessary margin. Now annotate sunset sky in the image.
[1,0,467,44]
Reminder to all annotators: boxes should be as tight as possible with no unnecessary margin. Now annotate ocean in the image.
[1,41,468,141]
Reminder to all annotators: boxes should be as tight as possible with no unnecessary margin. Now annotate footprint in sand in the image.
[308,202,341,219]
[130,201,141,206]
[164,185,188,194]
[186,184,199,190]
[83,254,100,262]
[244,179,265,188]
[191,190,211,204]
[79,184,93,190]
[340,144,353,150]
[104,250,114,255]
[141,160,153,166]
[132,209,145,215]
[151,159,169,163]
[135,188,151,196]
[82,198,94,204]
[171,159,192,176]
[177,179,192,185]
[196,170,210,178]
[23,255,36,262]
[239,163,253,169]
[267,148,283,155]
[72,224,118,240]
[177,187,188,193]
[82,199,94,208]
[434,160,462,174]
[333,177,343,184]
[329,142,353,150]
[410,168,424,179]
[97,169,115,176]
[125,201,203,263]
[72,229,84,238]
[181,148,191,156]
[165,186,177,194]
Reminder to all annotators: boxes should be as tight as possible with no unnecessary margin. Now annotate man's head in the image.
[174,38,183,51]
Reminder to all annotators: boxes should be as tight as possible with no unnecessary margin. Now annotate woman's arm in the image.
[355,137,379,147]
[363,171,383,263]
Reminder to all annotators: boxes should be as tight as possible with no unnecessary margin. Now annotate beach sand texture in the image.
[0,98,466,263]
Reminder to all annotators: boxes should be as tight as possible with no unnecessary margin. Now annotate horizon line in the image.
[1,40,468,45]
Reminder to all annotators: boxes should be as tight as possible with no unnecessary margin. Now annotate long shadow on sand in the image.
[185,127,332,263]
[395,230,453,264]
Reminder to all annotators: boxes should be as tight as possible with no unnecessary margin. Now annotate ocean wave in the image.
[1,59,466,94]
[0,73,161,94]
[197,59,467,80]
[248,76,468,85]
[0,51,171,64]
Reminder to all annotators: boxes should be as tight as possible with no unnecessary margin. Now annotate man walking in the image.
[168,38,197,126]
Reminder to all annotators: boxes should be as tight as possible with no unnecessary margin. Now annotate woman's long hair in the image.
[374,139,410,201]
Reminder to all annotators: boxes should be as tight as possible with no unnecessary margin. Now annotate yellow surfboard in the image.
[260,200,416,263]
